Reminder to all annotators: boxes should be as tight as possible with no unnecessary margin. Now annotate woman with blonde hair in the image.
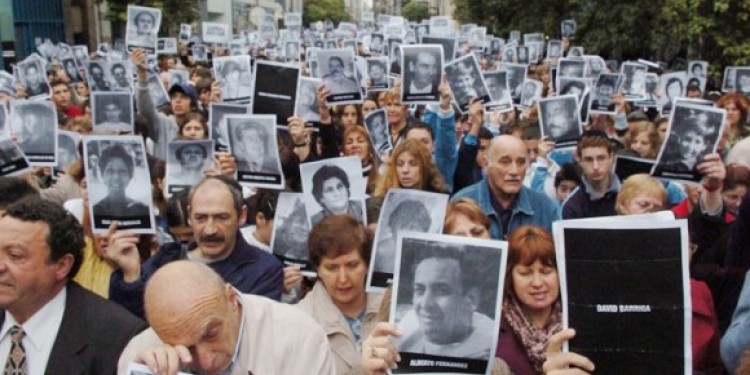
[373,138,447,197]
[623,121,661,159]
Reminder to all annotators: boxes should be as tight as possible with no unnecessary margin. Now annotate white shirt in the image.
[0,288,66,375]
[409,81,433,94]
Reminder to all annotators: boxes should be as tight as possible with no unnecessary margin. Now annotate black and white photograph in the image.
[316,48,363,104]
[429,16,452,36]
[367,189,448,290]
[445,54,491,113]
[300,156,366,228]
[527,42,543,65]
[87,60,111,92]
[388,38,403,76]
[621,62,648,101]
[614,154,655,182]
[83,136,156,234]
[284,12,302,27]
[72,45,89,66]
[554,219,691,374]
[635,73,660,107]
[567,46,584,58]
[557,77,589,104]
[590,73,623,114]
[252,60,300,127]
[126,362,191,375]
[561,19,577,39]
[469,27,486,50]
[688,60,708,80]
[56,130,79,174]
[364,108,392,159]
[421,35,456,63]
[415,24,429,43]
[734,67,750,97]
[157,37,178,55]
[0,71,14,90]
[108,61,133,91]
[18,58,50,99]
[366,57,390,91]
[509,30,521,44]
[722,66,737,93]
[547,40,563,59]
[505,63,528,103]
[659,71,687,116]
[10,100,57,165]
[558,58,586,78]
[518,79,543,109]
[652,101,726,182]
[483,71,513,113]
[202,22,229,44]
[145,72,170,108]
[0,137,31,177]
[62,58,83,84]
[401,45,443,104]
[516,45,529,65]
[192,44,208,62]
[125,5,161,53]
[294,77,322,124]
[538,94,582,148]
[208,103,249,152]
[583,55,606,79]
[226,114,283,189]
[390,232,506,375]
[284,40,301,62]
[179,24,192,42]
[270,192,315,276]
[165,140,214,195]
[502,42,517,63]
[91,91,134,135]
[489,38,504,56]
[369,33,385,55]
[214,56,253,104]
[167,69,189,88]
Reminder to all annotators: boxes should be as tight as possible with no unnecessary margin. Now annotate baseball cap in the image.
[168,83,198,106]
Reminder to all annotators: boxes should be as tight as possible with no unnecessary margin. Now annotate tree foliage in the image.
[303,0,351,26]
[453,0,750,81]
[95,0,199,39]
[402,2,431,22]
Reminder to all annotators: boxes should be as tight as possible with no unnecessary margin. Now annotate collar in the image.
[223,294,244,375]
[478,179,535,217]
[582,172,620,201]
[1,287,66,352]
[308,281,381,336]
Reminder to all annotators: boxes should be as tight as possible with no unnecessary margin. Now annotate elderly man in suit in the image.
[0,196,146,374]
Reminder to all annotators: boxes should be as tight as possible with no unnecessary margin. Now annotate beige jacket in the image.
[117,293,336,375]
[297,281,384,375]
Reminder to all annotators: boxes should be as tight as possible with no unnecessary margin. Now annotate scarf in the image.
[503,295,562,374]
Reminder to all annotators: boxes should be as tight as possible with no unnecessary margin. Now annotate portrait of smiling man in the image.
[394,242,497,359]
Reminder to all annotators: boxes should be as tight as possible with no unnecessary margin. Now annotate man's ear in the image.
[255,211,267,228]
[464,287,480,311]
[238,204,248,225]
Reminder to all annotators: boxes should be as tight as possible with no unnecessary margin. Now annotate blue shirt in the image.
[453,178,561,240]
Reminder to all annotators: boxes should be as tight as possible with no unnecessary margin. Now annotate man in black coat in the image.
[0,197,146,375]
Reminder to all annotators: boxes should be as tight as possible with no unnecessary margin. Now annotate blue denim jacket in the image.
[422,105,457,192]
[721,270,750,372]
[453,178,561,240]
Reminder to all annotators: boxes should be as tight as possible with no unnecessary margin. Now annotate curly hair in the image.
[373,138,446,197]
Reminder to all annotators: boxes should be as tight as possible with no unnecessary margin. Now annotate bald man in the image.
[452,135,560,240]
[118,261,335,375]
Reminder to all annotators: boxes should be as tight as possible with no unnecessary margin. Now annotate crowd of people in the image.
[0,9,749,375]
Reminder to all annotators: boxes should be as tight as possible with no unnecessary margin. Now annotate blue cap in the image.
[168,83,198,106]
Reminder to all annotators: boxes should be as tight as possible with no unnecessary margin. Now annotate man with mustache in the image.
[453,135,560,240]
[104,175,283,319]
